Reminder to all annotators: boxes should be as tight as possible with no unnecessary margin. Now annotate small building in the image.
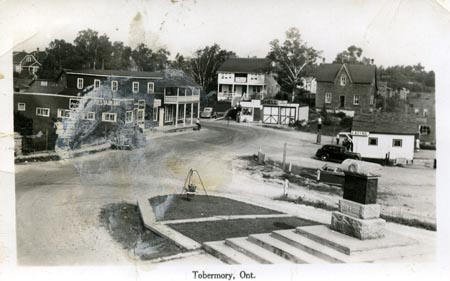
[315,63,377,116]
[261,100,309,125]
[407,92,435,147]
[217,58,280,102]
[351,113,417,163]
[13,49,46,75]
[239,100,262,123]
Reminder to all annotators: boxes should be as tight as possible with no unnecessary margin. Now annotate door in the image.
[340,96,345,108]
[263,106,278,124]
[254,108,261,122]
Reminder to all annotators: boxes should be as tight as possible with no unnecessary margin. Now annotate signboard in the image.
[154,99,161,107]
[351,130,369,136]
[94,99,121,106]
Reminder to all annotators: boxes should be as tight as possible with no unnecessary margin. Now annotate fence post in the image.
[282,142,287,169]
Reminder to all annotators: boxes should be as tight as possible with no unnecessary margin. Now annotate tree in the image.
[189,44,235,92]
[267,27,321,102]
[333,45,372,65]
[107,41,132,70]
[131,43,153,71]
[73,29,112,70]
[37,39,83,78]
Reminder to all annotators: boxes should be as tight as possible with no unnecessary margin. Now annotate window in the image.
[325,93,332,104]
[82,112,95,120]
[368,137,378,146]
[340,74,347,86]
[414,108,419,115]
[17,103,26,111]
[77,78,84,89]
[370,95,374,105]
[111,80,118,92]
[102,112,117,122]
[36,107,50,117]
[153,107,158,121]
[94,79,101,90]
[125,111,134,123]
[132,82,139,93]
[353,95,360,105]
[69,98,82,109]
[57,109,71,118]
[147,82,155,94]
[252,86,262,93]
[138,100,145,110]
[137,109,145,121]
[392,139,402,147]
[40,81,48,86]
[164,106,174,122]
[420,125,431,135]
[423,109,428,117]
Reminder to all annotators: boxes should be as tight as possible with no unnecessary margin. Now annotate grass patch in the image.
[380,214,437,231]
[274,195,338,212]
[149,195,282,221]
[99,202,184,260]
[168,216,320,243]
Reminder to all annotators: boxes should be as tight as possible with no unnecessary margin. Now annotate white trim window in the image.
[125,111,134,123]
[340,74,347,86]
[102,112,117,122]
[82,112,96,120]
[392,139,402,147]
[368,137,378,146]
[147,82,155,94]
[77,78,84,89]
[94,79,101,90]
[325,93,332,104]
[17,103,26,111]
[138,99,146,110]
[57,109,71,118]
[40,81,48,86]
[69,98,82,109]
[137,109,145,121]
[111,80,118,92]
[353,95,360,105]
[36,107,50,117]
[153,107,158,121]
[370,95,374,105]
[132,82,139,93]
[423,108,428,117]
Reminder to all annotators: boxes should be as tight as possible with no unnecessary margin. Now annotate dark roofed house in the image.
[217,58,279,103]
[351,112,417,163]
[314,63,377,116]
[13,49,46,75]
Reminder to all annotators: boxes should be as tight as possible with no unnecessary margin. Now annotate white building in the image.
[217,58,280,103]
[351,113,417,162]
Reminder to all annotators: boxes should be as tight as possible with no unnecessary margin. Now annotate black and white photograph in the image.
[0,1,449,281]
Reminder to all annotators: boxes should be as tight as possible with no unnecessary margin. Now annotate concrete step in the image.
[248,233,329,264]
[295,225,426,262]
[203,241,259,264]
[271,230,351,263]
[225,237,292,264]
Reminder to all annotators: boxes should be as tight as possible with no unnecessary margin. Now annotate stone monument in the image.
[330,159,385,240]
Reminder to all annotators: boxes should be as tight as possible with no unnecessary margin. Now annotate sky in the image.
[2,0,450,70]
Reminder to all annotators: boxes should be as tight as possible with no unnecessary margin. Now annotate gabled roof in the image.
[218,58,272,73]
[66,69,164,79]
[352,113,417,135]
[13,52,28,64]
[315,63,376,84]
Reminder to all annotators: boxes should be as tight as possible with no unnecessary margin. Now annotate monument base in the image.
[331,211,385,240]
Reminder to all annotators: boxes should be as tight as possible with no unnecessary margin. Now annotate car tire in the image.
[320,154,328,161]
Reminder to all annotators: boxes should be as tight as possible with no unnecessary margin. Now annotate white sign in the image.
[154,99,161,107]
[94,99,121,106]
[351,130,369,136]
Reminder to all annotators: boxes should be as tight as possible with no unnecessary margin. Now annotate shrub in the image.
[340,116,353,129]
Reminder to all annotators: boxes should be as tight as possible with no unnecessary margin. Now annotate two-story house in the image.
[217,58,280,103]
[14,69,201,152]
[315,63,377,116]
[13,49,46,75]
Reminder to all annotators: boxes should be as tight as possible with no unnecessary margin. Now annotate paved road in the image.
[14,120,435,265]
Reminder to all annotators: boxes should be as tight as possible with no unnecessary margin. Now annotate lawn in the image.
[149,195,282,221]
[167,217,320,243]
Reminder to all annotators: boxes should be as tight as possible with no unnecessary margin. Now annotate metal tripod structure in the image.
[181,168,208,196]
